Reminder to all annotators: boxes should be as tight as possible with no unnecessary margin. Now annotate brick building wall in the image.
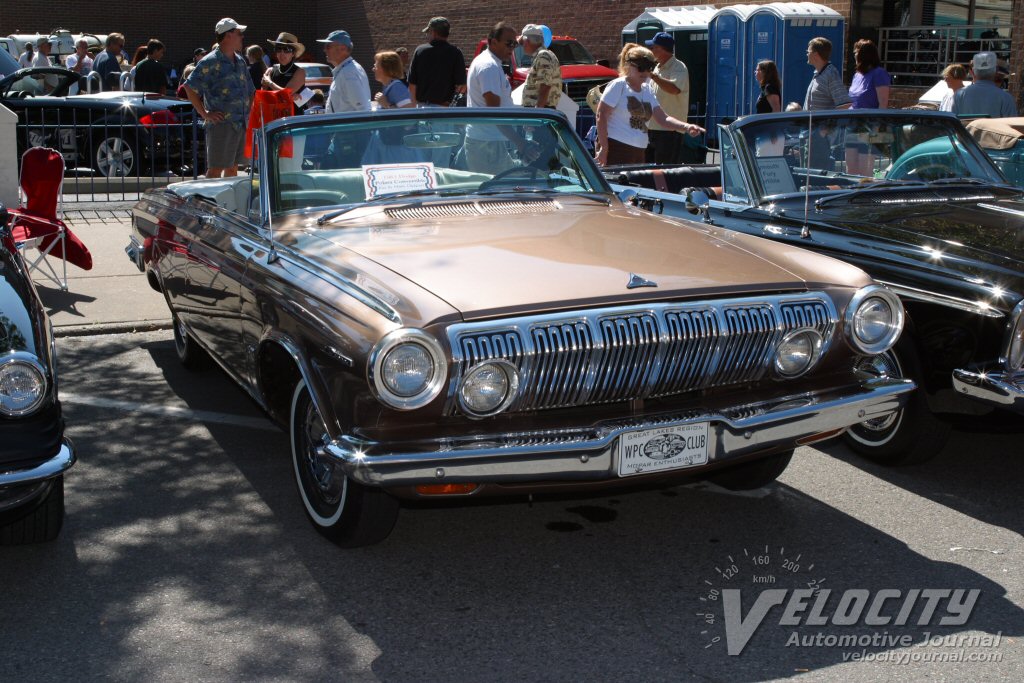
[1012,4,1023,111]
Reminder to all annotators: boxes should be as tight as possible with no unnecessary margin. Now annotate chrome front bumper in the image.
[325,378,914,487]
[0,439,76,487]
[952,367,1024,413]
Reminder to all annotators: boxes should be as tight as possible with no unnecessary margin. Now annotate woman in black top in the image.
[262,32,306,113]
[754,60,782,114]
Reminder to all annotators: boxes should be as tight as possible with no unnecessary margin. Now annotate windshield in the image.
[733,114,1007,199]
[516,40,596,68]
[266,113,608,218]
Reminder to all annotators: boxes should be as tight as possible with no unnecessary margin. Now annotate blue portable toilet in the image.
[745,3,844,114]
[706,4,760,140]
[622,6,719,122]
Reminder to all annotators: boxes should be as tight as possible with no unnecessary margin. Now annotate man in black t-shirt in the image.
[133,39,168,95]
[408,17,467,106]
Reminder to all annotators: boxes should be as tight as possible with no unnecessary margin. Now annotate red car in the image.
[474,35,618,103]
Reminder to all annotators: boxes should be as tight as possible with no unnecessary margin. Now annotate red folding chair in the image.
[8,147,93,290]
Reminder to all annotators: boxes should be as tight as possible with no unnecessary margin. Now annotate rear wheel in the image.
[290,380,399,547]
[844,342,950,465]
[0,477,65,545]
[94,135,136,177]
[708,450,794,491]
[172,312,209,370]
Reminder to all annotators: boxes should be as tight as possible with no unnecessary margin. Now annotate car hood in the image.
[811,194,1024,283]
[0,239,45,356]
[301,197,854,321]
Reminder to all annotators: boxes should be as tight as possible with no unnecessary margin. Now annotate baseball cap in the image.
[194,47,207,57]
[423,17,451,33]
[972,51,997,76]
[35,36,55,47]
[215,18,246,35]
[645,32,675,51]
[316,30,352,48]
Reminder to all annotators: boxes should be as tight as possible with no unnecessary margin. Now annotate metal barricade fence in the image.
[14,103,203,202]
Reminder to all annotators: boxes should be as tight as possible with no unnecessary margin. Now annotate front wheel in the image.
[172,312,209,370]
[708,450,793,490]
[0,477,65,545]
[290,381,399,547]
[844,343,950,465]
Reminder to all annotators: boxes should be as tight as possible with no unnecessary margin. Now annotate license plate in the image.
[617,422,710,477]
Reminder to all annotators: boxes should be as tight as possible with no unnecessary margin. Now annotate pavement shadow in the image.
[821,430,1024,537]
[140,340,1023,681]
[35,283,97,319]
[6,334,1015,681]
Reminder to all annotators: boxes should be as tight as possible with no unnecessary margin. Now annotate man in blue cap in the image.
[317,30,371,113]
[644,32,691,165]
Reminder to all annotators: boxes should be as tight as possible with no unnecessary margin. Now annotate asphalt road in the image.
[2,330,1021,682]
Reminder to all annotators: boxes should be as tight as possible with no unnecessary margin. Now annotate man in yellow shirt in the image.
[644,32,691,165]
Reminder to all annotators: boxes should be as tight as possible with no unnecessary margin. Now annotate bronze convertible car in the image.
[128,108,913,547]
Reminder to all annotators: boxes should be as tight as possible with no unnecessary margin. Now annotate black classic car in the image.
[609,110,1024,465]
[128,108,913,547]
[0,66,200,178]
[0,204,76,544]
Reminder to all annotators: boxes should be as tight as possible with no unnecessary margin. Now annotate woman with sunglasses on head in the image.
[596,44,703,167]
[262,32,306,113]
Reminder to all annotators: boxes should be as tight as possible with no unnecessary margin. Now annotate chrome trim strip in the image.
[326,378,914,486]
[0,440,76,486]
[877,280,1005,319]
[1001,299,1024,371]
[952,367,1024,413]
[445,293,838,414]
[977,203,1024,219]
[277,252,401,323]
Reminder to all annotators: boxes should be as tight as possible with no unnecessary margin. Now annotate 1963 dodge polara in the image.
[128,108,913,547]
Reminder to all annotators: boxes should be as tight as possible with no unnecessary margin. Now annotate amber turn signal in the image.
[415,483,479,496]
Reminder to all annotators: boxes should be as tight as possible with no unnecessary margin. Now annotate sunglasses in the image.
[630,61,655,73]
[275,46,295,53]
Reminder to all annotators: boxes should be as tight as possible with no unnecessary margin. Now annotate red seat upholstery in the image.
[8,147,93,289]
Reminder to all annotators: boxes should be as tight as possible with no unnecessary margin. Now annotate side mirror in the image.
[684,188,712,223]
[617,188,639,206]
[596,59,611,68]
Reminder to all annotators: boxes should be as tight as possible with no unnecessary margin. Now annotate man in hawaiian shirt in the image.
[519,24,561,109]
[184,18,255,178]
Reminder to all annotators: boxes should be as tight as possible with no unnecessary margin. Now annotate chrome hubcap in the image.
[303,405,343,505]
[854,352,903,434]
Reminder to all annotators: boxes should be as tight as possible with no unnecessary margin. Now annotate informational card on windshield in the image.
[617,422,710,477]
[756,157,797,195]
[362,162,437,199]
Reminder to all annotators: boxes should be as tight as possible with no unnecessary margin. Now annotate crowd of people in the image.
[17,16,1018,176]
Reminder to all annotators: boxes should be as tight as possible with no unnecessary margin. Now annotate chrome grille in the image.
[447,294,838,414]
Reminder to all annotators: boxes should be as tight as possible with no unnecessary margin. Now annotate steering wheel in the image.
[478,166,543,192]
[888,161,956,182]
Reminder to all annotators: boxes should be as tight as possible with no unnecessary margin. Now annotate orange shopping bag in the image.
[246,88,294,158]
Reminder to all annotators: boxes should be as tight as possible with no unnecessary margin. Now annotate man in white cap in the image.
[519,24,560,109]
[953,52,1017,118]
[31,37,59,90]
[184,18,255,178]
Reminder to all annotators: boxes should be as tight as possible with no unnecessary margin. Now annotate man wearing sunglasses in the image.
[466,22,522,173]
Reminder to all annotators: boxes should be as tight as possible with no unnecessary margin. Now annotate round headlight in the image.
[0,353,48,417]
[369,329,447,410]
[845,286,904,355]
[458,360,520,417]
[1005,303,1024,371]
[382,343,434,397]
[774,329,823,378]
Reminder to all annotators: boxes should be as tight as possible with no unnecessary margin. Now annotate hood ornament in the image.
[627,273,658,289]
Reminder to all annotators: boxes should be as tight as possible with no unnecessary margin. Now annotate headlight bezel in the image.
[844,285,905,356]
[0,351,49,417]
[773,328,824,379]
[368,329,447,410]
[457,359,521,418]
[1002,299,1024,372]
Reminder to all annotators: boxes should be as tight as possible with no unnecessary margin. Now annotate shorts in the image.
[205,121,248,169]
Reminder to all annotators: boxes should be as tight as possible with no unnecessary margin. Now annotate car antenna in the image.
[802,108,812,238]
[260,107,279,264]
